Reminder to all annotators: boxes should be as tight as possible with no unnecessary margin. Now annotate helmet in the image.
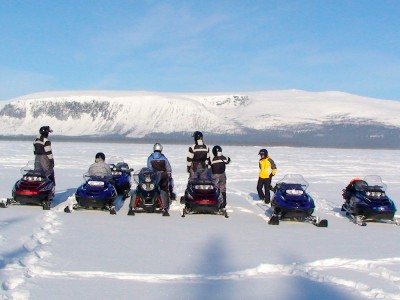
[95,152,106,161]
[192,131,203,142]
[153,142,163,152]
[259,149,268,156]
[39,126,53,135]
[212,145,222,156]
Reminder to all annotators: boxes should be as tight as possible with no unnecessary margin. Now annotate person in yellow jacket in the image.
[257,148,277,204]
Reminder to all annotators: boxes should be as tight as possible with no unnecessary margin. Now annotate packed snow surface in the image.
[0,141,400,300]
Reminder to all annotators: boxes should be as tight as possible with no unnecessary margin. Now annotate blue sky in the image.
[1,0,400,101]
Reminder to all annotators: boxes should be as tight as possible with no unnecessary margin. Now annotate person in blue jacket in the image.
[147,143,173,213]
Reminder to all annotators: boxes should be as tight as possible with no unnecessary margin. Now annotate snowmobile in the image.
[127,167,168,216]
[107,156,133,199]
[64,174,117,214]
[268,174,328,227]
[180,168,228,218]
[341,175,398,226]
[1,161,55,210]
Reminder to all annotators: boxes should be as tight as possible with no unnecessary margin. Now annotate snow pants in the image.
[257,177,272,202]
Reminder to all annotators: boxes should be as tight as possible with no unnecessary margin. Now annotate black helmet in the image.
[39,126,53,135]
[259,149,268,156]
[95,152,106,161]
[212,145,222,156]
[153,142,163,152]
[192,131,203,142]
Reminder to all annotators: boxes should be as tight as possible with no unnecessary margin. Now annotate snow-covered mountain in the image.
[0,90,399,148]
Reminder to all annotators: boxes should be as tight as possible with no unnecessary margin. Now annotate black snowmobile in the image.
[268,174,328,227]
[1,161,55,210]
[180,168,227,218]
[341,175,398,226]
[127,167,169,216]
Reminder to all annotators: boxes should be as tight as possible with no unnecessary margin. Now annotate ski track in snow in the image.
[2,187,400,299]
[21,257,400,300]
[1,203,63,300]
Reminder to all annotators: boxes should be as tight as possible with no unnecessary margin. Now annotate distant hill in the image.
[0,90,399,148]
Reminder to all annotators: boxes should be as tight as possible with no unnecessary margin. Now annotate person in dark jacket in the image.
[147,143,172,214]
[257,148,277,204]
[33,126,55,183]
[211,145,231,209]
[186,131,211,180]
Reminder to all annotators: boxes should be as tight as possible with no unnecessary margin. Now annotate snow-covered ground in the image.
[1,141,399,300]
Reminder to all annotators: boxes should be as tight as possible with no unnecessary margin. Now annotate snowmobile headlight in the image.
[88,180,105,187]
[112,171,122,175]
[366,191,385,197]
[286,189,303,195]
[141,183,155,191]
[23,176,44,182]
[194,184,213,190]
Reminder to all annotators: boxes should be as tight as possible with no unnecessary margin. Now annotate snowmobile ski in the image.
[341,204,366,226]
[268,207,281,225]
[218,208,229,218]
[305,216,329,227]
[0,198,13,208]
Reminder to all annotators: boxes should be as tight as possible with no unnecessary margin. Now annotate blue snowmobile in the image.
[64,173,117,214]
[341,175,398,226]
[107,156,133,199]
[268,174,328,227]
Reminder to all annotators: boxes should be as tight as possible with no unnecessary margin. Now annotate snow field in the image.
[1,141,400,300]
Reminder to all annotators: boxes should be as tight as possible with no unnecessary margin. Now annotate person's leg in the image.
[264,177,272,203]
[257,178,265,200]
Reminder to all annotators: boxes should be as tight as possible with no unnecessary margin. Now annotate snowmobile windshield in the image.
[133,167,160,185]
[190,169,216,185]
[20,161,36,175]
[107,156,125,166]
[364,175,387,191]
[276,174,309,190]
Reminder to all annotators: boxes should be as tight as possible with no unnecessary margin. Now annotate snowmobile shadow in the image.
[264,206,274,217]
[332,206,345,214]
[52,188,76,207]
[249,192,260,200]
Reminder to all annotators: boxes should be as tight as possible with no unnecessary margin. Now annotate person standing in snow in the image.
[147,143,173,214]
[186,131,211,180]
[88,152,112,178]
[211,145,231,209]
[257,148,277,204]
[33,126,55,183]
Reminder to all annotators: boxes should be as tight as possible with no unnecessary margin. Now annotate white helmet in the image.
[153,143,163,152]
